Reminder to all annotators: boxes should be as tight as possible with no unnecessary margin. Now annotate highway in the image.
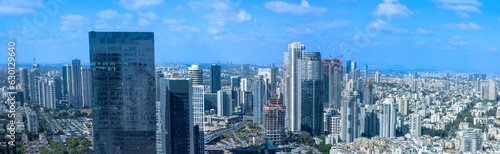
[205,122,248,144]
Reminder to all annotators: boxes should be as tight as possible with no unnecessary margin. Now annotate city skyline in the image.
[1,0,500,73]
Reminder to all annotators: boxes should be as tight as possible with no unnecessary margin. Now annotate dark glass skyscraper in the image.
[71,59,83,109]
[20,68,30,100]
[89,31,156,153]
[210,64,221,93]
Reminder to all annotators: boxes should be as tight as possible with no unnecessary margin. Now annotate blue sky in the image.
[0,0,499,72]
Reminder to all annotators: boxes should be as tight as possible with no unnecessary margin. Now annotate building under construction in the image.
[264,99,286,146]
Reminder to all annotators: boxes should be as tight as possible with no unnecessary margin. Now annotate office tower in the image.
[328,61,342,109]
[361,64,368,80]
[349,61,357,79]
[361,105,379,138]
[70,59,83,109]
[482,85,489,100]
[64,64,72,102]
[460,129,482,153]
[258,67,277,95]
[61,65,69,99]
[264,99,285,146]
[374,71,380,83]
[412,80,418,92]
[398,97,409,116]
[488,79,497,101]
[241,91,253,114]
[20,68,30,100]
[158,78,194,154]
[155,70,165,101]
[49,77,62,109]
[189,65,203,86]
[476,78,481,94]
[210,64,221,93]
[284,42,304,133]
[37,77,48,107]
[29,64,40,102]
[345,60,351,75]
[90,32,156,153]
[410,114,421,138]
[192,85,204,154]
[253,76,266,125]
[300,52,323,136]
[354,68,360,79]
[240,78,248,91]
[230,76,241,109]
[363,82,373,105]
[241,64,250,78]
[379,99,397,138]
[340,91,360,143]
[27,112,38,133]
[217,90,232,117]
[81,67,92,108]
[231,76,241,90]
[204,93,217,111]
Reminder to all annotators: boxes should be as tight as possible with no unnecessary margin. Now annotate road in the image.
[205,122,248,143]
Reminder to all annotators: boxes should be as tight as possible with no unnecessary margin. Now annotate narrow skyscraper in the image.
[70,59,83,109]
[284,42,304,133]
[210,64,221,93]
[340,91,360,143]
[81,67,92,108]
[90,31,156,153]
[189,65,203,86]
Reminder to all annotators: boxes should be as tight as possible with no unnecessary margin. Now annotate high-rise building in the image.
[241,91,253,114]
[189,65,203,86]
[26,111,38,133]
[264,99,285,146]
[361,64,368,80]
[192,85,205,154]
[410,114,421,138]
[361,105,379,138]
[349,61,357,79]
[156,70,165,101]
[90,32,156,153]
[379,99,397,138]
[284,42,304,133]
[340,91,360,143]
[488,79,497,101]
[158,78,194,154]
[258,67,277,95]
[230,76,241,109]
[363,82,373,105]
[70,59,83,109]
[412,80,418,92]
[300,52,323,136]
[210,64,221,93]
[398,97,409,116]
[62,65,69,99]
[374,71,380,83]
[81,67,92,108]
[241,64,250,78]
[64,64,72,102]
[217,90,232,117]
[476,78,481,94]
[20,68,30,100]
[460,129,482,153]
[327,61,342,109]
[253,76,266,125]
[29,64,40,102]
[324,109,341,135]
[240,78,248,91]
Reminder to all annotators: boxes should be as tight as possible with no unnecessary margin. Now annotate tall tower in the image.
[488,79,497,101]
[158,78,195,154]
[192,85,205,154]
[61,65,69,100]
[299,52,323,136]
[20,68,30,100]
[253,76,266,125]
[70,59,83,109]
[284,42,304,133]
[328,61,342,109]
[340,91,360,143]
[188,65,203,86]
[210,64,221,93]
[217,90,232,117]
[29,64,40,102]
[90,32,156,153]
[81,67,92,108]
[410,113,421,138]
[379,99,397,138]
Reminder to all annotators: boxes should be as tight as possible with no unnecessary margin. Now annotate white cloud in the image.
[443,22,481,30]
[434,0,482,17]
[60,25,73,31]
[449,35,467,45]
[60,14,90,26]
[415,41,425,45]
[368,19,408,34]
[161,18,199,32]
[207,27,223,34]
[96,9,134,20]
[0,0,43,14]
[487,47,498,52]
[417,28,433,34]
[138,11,159,21]
[190,0,252,26]
[94,19,113,29]
[374,0,413,18]
[286,27,313,35]
[236,9,251,22]
[118,0,163,10]
[264,0,328,15]
[162,18,182,24]
[138,18,151,27]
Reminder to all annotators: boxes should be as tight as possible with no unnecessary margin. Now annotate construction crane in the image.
[338,45,348,72]
[276,94,280,121]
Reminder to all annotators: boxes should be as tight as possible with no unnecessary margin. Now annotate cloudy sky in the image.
[0,0,499,72]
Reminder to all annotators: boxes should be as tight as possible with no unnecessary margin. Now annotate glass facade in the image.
[89,32,156,153]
